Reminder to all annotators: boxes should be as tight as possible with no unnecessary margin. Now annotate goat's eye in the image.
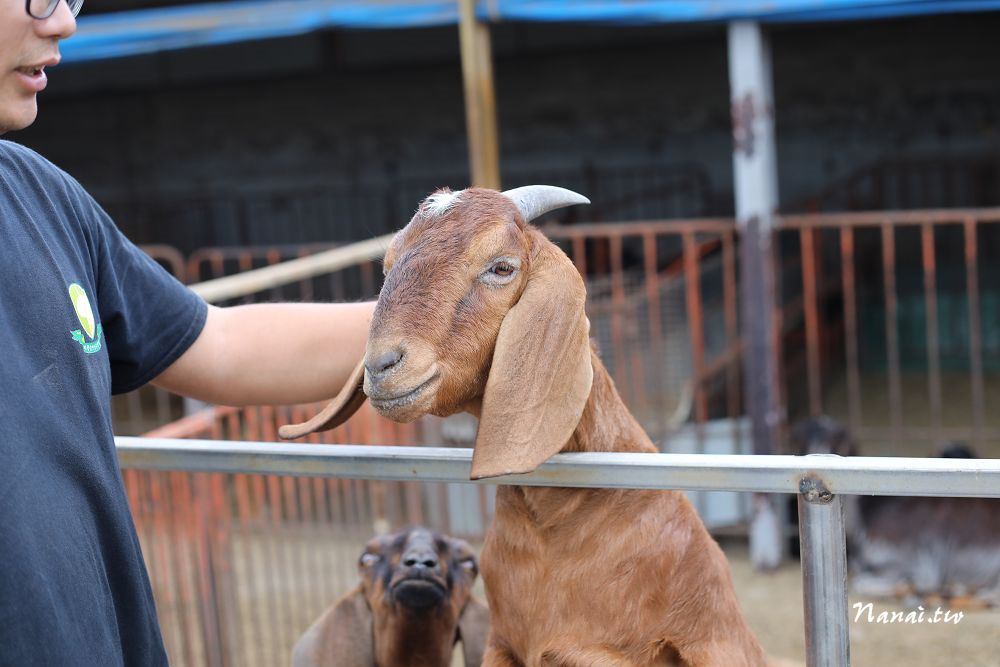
[458,558,476,571]
[491,261,515,277]
[360,553,380,567]
[479,257,520,286]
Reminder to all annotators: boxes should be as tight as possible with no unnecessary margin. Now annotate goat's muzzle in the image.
[362,336,442,421]
[364,366,440,421]
[392,576,448,609]
[387,530,450,609]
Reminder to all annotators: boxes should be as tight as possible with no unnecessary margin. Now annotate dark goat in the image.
[790,417,1000,607]
[292,527,490,667]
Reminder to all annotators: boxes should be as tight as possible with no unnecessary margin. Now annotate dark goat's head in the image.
[789,416,857,457]
[293,526,489,667]
[358,527,479,614]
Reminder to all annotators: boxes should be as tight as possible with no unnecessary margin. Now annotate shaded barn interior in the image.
[14,13,1000,250]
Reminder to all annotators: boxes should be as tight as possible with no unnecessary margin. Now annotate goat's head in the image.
[789,415,857,457]
[297,526,489,667]
[358,527,480,616]
[279,185,593,478]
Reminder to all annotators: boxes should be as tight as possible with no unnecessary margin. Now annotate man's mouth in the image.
[12,58,57,93]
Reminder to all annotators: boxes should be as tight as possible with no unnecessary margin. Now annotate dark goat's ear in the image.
[457,597,490,667]
[279,358,367,439]
[292,587,373,666]
[471,230,593,479]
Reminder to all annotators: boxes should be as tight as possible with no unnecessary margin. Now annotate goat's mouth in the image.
[368,372,440,415]
[391,577,448,609]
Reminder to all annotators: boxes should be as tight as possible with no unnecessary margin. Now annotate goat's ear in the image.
[291,587,373,667]
[457,596,490,667]
[279,358,367,440]
[471,232,593,479]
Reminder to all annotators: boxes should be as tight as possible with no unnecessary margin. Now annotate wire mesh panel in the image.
[547,220,744,444]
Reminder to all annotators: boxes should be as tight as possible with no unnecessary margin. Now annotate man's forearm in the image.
[153,301,375,406]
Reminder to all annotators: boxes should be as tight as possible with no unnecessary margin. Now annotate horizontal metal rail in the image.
[778,206,1000,228]
[189,233,394,303]
[115,437,1000,498]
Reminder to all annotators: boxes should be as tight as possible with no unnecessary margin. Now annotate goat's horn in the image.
[502,185,590,223]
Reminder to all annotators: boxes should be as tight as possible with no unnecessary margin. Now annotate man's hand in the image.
[152,301,375,406]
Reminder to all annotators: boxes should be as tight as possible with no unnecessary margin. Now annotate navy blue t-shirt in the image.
[0,140,207,666]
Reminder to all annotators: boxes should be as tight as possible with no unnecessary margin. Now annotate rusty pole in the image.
[728,21,784,570]
[458,0,501,189]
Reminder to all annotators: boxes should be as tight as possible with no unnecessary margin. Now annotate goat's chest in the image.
[480,486,688,664]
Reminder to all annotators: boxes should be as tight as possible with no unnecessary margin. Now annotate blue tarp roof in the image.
[63,0,1000,63]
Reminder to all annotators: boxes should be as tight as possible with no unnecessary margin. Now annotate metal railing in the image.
[116,436,1000,667]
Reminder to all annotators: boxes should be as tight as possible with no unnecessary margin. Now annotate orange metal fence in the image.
[775,209,1000,454]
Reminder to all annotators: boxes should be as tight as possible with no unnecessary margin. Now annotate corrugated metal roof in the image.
[63,0,1000,63]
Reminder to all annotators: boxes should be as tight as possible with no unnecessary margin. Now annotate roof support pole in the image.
[728,21,784,570]
[458,0,501,189]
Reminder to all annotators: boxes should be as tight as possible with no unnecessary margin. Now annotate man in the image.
[1,1,374,664]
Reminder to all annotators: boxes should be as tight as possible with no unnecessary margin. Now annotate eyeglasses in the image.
[26,0,84,20]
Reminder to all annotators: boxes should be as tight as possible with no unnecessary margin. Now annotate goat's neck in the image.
[373,607,455,667]
[563,350,658,455]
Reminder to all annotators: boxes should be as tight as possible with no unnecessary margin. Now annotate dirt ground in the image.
[724,543,1000,667]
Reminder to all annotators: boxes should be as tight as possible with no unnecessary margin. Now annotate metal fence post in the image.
[798,471,850,667]
[728,20,785,570]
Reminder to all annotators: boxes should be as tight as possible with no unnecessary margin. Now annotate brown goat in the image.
[292,526,490,667]
[282,186,768,666]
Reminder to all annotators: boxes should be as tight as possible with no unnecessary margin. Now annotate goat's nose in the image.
[402,549,438,570]
[368,349,403,376]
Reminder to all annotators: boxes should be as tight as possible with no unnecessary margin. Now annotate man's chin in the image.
[0,99,39,134]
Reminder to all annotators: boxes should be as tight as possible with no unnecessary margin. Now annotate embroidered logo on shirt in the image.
[68,283,103,354]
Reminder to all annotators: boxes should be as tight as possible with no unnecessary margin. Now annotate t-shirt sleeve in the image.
[80,192,208,395]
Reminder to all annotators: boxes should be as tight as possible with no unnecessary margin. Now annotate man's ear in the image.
[279,358,367,439]
[470,231,593,479]
[457,597,490,667]
[292,587,374,667]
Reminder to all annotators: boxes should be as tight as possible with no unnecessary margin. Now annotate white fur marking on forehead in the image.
[422,189,464,216]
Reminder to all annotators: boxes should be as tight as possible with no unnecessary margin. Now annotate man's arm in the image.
[152,301,375,406]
